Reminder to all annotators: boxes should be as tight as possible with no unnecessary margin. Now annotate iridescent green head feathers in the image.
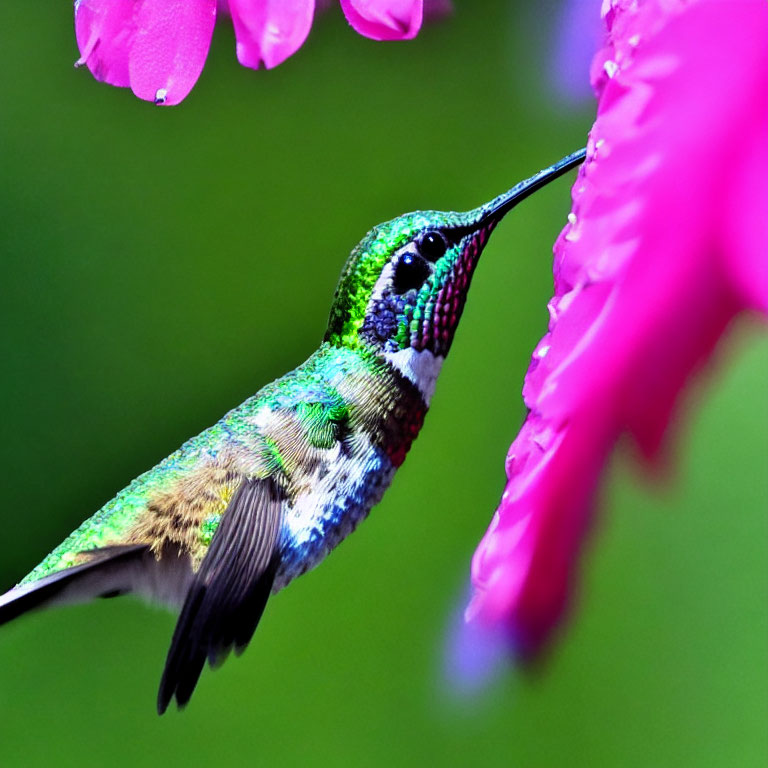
[324,148,586,358]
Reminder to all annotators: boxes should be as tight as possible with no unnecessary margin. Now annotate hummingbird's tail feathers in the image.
[157,475,283,714]
[0,545,150,627]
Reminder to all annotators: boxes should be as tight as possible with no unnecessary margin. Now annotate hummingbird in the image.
[0,148,585,713]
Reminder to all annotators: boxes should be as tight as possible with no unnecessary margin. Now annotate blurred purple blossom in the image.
[550,0,603,103]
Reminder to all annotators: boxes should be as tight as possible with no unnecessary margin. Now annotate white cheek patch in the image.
[369,260,396,305]
[369,242,439,302]
[369,241,424,304]
[384,347,443,405]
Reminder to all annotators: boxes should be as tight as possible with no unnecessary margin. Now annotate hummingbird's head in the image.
[324,149,585,401]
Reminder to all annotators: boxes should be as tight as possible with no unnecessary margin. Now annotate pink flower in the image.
[74,0,426,105]
[464,0,768,661]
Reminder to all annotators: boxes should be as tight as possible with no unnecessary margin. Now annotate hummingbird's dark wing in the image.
[0,545,150,625]
[157,475,282,714]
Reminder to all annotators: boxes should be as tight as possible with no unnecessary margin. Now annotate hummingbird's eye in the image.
[418,231,447,262]
[392,252,430,295]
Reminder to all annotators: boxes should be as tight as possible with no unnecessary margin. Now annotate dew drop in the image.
[565,210,581,243]
[536,344,550,359]
[154,88,168,105]
[603,59,619,79]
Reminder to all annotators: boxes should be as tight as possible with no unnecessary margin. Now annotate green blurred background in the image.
[0,3,766,766]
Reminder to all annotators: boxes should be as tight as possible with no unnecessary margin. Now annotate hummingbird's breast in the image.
[261,343,430,591]
[273,437,396,591]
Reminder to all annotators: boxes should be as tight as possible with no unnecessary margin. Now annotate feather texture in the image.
[0,545,150,624]
[157,476,283,713]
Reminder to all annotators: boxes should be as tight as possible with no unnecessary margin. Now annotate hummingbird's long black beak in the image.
[476,147,586,227]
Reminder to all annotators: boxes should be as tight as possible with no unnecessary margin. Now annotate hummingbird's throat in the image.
[382,347,443,405]
[406,221,496,358]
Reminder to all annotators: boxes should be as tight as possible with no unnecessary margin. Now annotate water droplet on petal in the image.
[567,212,577,226]
[154,88,168,105]
[603,59,619,78]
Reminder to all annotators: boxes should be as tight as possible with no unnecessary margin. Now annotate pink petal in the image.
[340,0,423,41]
[74,0,136,88]
[228,0,315,70]
[128,0,217,106]
[466,0,768,657]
